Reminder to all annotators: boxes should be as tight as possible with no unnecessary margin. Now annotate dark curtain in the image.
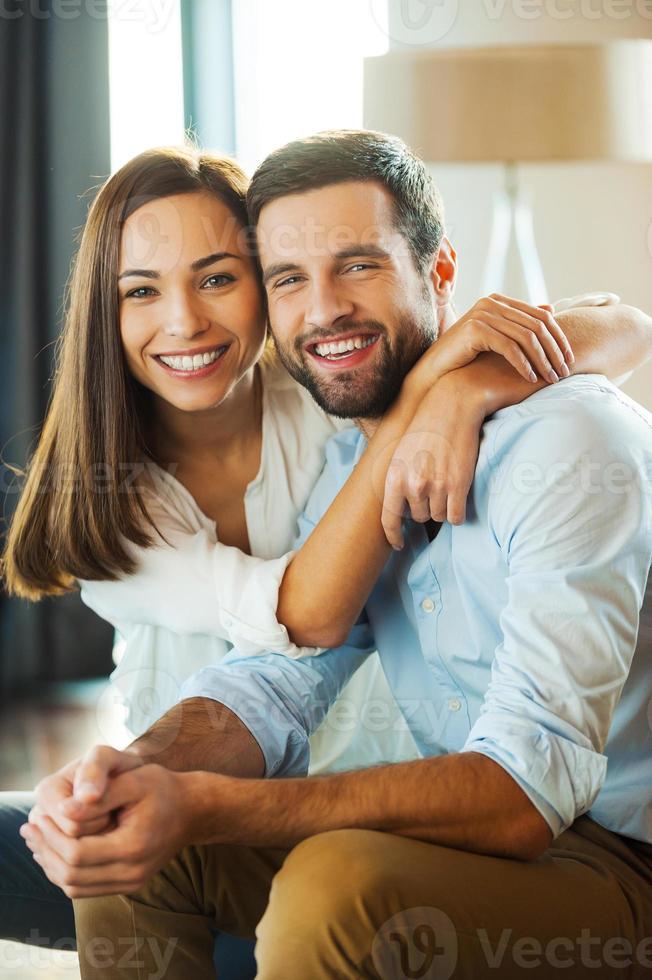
[0,2,115,697]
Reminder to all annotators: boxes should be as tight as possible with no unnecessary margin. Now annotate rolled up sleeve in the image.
[462,394,652,837]
[209,544,321,659]
[80,526,320,659]
[217,428,367,659]
[179,619,375,777]
[215,430,366,658]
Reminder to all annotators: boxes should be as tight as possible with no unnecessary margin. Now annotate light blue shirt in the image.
[181,376,652,843]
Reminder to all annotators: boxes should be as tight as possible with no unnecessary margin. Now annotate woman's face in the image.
[118,191,266,414]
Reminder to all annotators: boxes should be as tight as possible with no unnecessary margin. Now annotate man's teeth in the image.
[313,335,377,359]
[159,348,225,372]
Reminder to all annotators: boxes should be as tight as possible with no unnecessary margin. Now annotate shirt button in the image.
[421,598,435,613]
[448,698,462,712]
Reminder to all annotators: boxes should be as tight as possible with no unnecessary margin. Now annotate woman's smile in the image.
[152,342,231,380]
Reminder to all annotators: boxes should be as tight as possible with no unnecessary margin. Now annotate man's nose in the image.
[162,290,209,340]
[305,280,354,333]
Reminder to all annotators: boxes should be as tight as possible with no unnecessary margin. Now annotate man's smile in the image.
[304,331,381,371]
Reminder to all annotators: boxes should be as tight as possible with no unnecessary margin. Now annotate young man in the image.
[20,132,652,979]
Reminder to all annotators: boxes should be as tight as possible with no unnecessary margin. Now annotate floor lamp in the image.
[364,41,652,304]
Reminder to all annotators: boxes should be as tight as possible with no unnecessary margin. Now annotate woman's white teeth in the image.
[159,348,225,372]
[314,335,376,359]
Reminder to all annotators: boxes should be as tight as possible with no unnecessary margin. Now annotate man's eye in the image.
[125,286,156,299]
[347,263,375,273]
[276,276,302,289]
[203,274,235,288]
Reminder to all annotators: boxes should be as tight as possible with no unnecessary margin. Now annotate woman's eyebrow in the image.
[191,251,241,272]
[118,251,241,280]
[118,268,159,281]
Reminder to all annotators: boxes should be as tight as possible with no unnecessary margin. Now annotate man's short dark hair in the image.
[247,129,445,274]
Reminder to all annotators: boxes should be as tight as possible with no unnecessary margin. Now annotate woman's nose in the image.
[162,293,209,339]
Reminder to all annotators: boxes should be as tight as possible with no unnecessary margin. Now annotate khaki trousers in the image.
[73,815,652,979]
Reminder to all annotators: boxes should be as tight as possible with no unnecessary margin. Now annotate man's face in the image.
[256,180,438,418]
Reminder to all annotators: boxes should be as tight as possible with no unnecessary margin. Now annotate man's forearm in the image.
[128,697,265,778]
[182,751,553,861]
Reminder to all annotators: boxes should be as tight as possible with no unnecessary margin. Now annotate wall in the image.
[384,0,652,407]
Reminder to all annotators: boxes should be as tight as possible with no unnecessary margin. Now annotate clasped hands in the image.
[20,746,198,898]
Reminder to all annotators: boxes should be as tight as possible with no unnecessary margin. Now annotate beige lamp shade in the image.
[364,41,652,163]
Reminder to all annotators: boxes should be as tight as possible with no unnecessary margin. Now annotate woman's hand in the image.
[381,295,575,548]
[403,294,573,403]
[381,372,487,547]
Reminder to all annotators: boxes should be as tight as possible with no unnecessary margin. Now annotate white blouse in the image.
[80,355,419,774]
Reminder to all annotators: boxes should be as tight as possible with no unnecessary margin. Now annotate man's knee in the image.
[256,829,490,950]
[258,828,406,943]
[255,830,472,979]
[74,894,134,973]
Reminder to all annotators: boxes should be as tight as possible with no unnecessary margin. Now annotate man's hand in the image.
[20,759,195,898]
[25,746,144,839]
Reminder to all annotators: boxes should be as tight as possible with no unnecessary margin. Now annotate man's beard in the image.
[273,311,437,420]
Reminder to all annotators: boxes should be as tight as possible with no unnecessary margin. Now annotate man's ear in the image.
[427,236,457,307]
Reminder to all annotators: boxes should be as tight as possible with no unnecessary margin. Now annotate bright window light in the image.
[108,0,185,173]
[232,0,390,175]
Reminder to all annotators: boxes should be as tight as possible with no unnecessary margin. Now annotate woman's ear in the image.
[427,236,457,307]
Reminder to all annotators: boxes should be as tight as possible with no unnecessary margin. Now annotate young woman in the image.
[1,146,649,965]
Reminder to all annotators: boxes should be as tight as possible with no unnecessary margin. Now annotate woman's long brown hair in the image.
[2,145,252,600]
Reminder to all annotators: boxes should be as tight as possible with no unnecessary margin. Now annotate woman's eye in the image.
[125,286,156,299]
[203,274,234,288]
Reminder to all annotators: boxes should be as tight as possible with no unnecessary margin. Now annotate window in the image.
[108,0,185,172]
[232,0,389,174]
